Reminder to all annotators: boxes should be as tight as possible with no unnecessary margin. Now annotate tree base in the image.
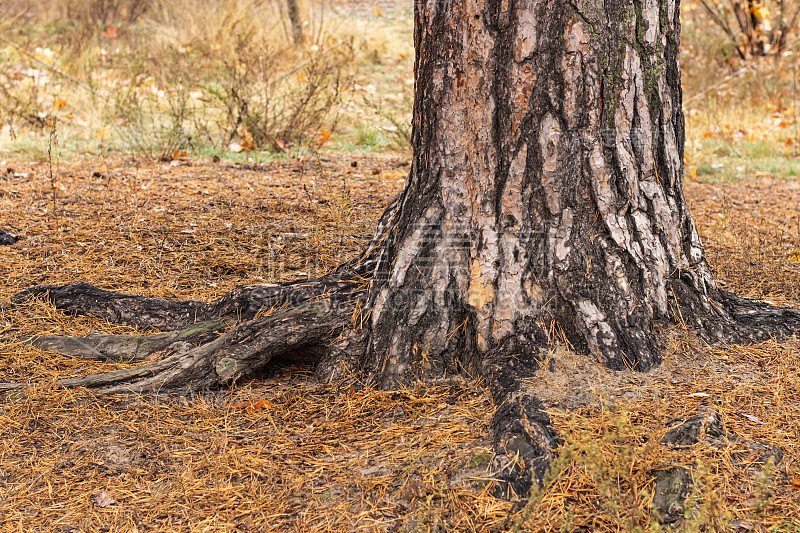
[6,272,800,499]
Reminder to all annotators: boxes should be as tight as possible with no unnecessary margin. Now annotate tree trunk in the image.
[346,0,709,382]
[8,0,800,499]
[286,0,308,47]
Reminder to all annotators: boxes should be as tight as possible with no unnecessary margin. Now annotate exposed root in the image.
[670,278,800,345]
[485,353,561,499]
[29,318,235,362]
[12,281,207,331]
[4,298,354,394]
[11,276,366,332]
[0,228,17,245]
[9,196,398,332]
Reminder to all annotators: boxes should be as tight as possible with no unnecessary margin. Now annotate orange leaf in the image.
[793,478,800,491]
[253,399,271,410]
[315,129,332,147]
[246,399,271,414]
[235,399,271,413]
[53,99,66,111]
[102,26,119,39]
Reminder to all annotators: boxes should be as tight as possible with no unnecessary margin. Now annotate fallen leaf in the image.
[246,399,271,414]
[102,26,119,39]
[91,490,116,507]
[234,399,271,413]
[740,413,765,424]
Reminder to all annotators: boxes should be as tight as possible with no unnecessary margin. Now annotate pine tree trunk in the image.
[355,0,699,384]
[286,0,308,47]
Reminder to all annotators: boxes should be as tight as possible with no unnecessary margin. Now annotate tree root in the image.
[9,196,398,331]
[669,278,800,345]
[485,353,561,499]
[10,277,366,331]
[28,317,236,362]
[3,298,353,394]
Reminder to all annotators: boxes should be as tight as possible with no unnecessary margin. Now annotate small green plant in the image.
[470,453,492,469]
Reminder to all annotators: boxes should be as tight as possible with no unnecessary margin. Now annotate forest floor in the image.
[0,153,799,532]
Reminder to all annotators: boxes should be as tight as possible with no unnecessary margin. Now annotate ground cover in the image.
[0,154,798,532]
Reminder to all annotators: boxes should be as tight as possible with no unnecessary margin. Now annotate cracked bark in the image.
[5,0,800,500]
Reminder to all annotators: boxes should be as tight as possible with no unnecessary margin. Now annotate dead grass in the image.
[1,154,799,532]
[0,0,413,157]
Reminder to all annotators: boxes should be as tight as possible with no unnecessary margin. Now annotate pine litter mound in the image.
[0,155,799,532]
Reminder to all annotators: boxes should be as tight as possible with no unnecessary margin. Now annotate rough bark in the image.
[286,0,308,47]
[0,228,17,245]
[28,318,235,362]
[5,0,800,500]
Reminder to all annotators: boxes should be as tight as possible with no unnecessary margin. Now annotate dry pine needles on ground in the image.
[1,155,799,532]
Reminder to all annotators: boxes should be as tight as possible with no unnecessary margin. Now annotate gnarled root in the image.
[9,196,399,332]
[11,276,366,332]
[484,353,561,500]
[28,317,235,362]
[4,298,353,394]
[669,277,800,344]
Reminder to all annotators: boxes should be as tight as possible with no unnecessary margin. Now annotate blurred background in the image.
[0,0,798,181]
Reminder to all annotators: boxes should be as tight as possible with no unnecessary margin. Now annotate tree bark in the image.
[350,0,704,382]
[286,0,308,47]
[7,0,800,500]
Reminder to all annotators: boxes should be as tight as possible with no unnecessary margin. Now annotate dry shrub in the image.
[688,0,800,60]
[203,40,355,150]
[0,0,357,157]
[143,0,356,151]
